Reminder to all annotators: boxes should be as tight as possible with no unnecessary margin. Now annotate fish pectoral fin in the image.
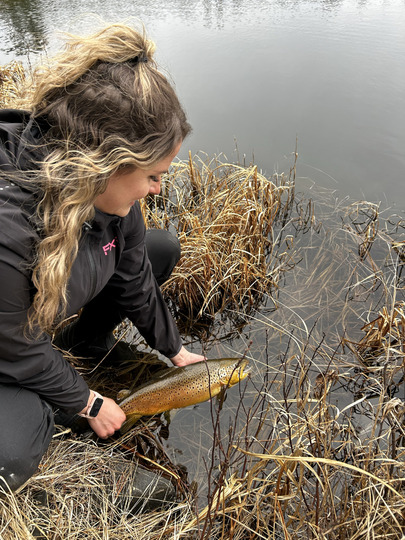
[120,413,143,434]
[216,386,228,406]
[117,389,131,402]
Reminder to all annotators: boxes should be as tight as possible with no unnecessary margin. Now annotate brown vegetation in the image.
[0,61,26,109]
[141,152,297,335]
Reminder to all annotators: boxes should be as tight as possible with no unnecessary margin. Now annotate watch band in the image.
[78,391,104,418]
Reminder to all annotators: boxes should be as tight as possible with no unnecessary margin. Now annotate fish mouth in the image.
[229,358,251,382]
[238,359,251,378]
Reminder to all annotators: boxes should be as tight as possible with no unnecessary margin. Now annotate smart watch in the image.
[79,391,104,418]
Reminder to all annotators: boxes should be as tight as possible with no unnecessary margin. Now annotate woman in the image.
[0,23,204,492]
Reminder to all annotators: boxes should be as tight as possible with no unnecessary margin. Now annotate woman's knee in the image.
[0,385,54,492]
[145,229,181,285]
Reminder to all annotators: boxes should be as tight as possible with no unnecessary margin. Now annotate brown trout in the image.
[118,358,250,432]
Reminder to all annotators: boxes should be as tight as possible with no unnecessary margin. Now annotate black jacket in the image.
[0,109,182,413]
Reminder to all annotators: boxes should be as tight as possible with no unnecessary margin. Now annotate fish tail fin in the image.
[120,414,142,434]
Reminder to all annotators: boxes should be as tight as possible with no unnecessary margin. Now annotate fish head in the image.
[221,358,251,387]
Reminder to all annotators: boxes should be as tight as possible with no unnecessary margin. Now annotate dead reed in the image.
[141,152,297,334]
[0,434,196,540]
[0,61,26,109]
[176,201,405,540]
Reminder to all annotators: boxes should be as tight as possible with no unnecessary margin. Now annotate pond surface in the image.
[0,0,404,207]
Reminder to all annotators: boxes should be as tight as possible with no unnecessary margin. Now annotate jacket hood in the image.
[0,109,127,233]
[0,109,48,178]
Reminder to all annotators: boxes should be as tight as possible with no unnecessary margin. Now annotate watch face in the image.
[89,397,103,417]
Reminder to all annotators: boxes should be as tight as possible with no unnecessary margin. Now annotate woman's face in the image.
[94,141,182,217]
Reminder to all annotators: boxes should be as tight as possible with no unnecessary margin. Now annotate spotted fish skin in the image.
[118,358,249,429]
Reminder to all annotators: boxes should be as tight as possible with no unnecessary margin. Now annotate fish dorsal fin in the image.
[152,366,178,380]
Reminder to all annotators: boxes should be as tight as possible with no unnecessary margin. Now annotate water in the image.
[0,0,404,207]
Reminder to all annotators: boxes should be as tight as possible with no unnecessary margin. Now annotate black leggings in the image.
[0,229,180,492]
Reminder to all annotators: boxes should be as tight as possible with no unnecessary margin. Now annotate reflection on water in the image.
[1,0,402,206]
[0,0,47,55]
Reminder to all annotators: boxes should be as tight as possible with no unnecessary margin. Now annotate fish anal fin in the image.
[163,408,182,424]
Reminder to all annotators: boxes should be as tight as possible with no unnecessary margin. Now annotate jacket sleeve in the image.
[0,244,90,414]
[103,204,183,358]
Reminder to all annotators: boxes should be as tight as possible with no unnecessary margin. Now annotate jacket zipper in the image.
[83,222,98,303]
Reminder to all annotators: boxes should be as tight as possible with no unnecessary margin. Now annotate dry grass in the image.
[0,61,26,109]
[0,436,196,540]
[140,153,298,335]
[188,202,404,540]
[344,303,404,364]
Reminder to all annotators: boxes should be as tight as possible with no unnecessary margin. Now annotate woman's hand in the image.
[81,394,126,439]
[170,346,205,367]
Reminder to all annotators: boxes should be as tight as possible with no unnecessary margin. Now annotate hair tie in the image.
[128,53,148,66]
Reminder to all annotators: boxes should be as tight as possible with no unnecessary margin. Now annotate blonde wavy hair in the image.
[23,23,191,334]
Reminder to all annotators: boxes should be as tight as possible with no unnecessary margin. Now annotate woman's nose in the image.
[149,181,161,195]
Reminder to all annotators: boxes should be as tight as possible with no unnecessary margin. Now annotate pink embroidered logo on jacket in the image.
[103,237,117,256]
